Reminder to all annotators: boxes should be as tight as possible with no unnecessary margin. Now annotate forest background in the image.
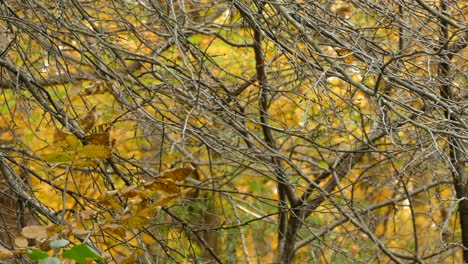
[0,0,467,263]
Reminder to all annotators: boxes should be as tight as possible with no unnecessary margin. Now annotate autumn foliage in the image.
[0,0,467,263]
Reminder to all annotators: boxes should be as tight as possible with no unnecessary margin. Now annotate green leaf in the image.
[38,257,61,264]
[62,244,103,263]
[318,160,329,169]
[27,249,49,260]
[50,239,70,249]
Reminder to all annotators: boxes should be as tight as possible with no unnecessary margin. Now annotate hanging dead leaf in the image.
[83,131,111,146]
[53,129,70,144]
[14,235,28,248]
[157,167,193,181]
[144,179,179,194]
[120,185,140,198]
[46,224,64,237]
[21,225,47,240]
[81,80,111,96]
[152,194,180,206]
[72,228,91,236]
[91,122,113,134]
[102,224,126,238]
[76,210,97,222]
[79,106,98,133]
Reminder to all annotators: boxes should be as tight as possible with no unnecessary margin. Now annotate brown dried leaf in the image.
[120,185,140,198]
[157,167,193,181]
[79,106,98,133]
[102,224,126,238]
[91,122,113,134]
[46,224,64,237]
[144,179,179,194]
[21,225,47,240]
[53,129,69,144]
[152,194,180,206]
[14,236,28,248]
[72,228,91,236]
[81,80,111,96]
[83,131,111,146]
[0,245,13,258]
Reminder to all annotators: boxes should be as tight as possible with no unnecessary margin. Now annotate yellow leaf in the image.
[157,167,193,181]
[121,215,149,229]
[72,159,98,167]
[54,132,82,151]
[21,225,47,240]
[79,144,112,159]
[42,152,73,163]
[98,193,122,210]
